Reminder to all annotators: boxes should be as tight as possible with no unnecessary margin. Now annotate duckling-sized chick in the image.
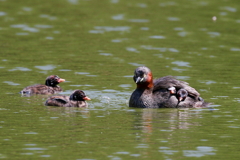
[20,75,65,95]
[45,90,91,107]
[176,89,188,102]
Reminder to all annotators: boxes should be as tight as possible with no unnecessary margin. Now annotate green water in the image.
[1,0,240,159]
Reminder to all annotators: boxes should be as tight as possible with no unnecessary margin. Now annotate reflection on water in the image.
[129,108,217,158]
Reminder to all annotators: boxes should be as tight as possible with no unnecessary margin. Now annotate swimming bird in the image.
[45,90,91,107]
[20,75,65,95]
[129,66,208,108]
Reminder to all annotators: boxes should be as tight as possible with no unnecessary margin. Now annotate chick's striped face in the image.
[45,75,65,86]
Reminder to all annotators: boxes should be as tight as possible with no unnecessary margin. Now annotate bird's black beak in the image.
[135,77,144,83]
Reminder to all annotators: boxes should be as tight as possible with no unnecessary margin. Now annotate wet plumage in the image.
[20,75,65,95]
[129,66,209,108]
[45,90,91,107]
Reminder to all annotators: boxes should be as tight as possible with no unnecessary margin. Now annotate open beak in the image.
[83,96,91,101]
[57,78,65,83]
[135,77,144,83]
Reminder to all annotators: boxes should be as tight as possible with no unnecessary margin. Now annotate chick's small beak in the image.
[57,78,65,83]
[83,96,91,101]
[178,97,183,102]
[168,87,176,94]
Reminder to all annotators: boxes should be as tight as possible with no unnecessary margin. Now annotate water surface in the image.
[1,0,240,159]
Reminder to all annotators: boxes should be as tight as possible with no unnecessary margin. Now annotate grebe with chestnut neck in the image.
[129,66,209,108]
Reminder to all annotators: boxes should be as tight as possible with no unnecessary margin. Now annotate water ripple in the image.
[137,3,147,8]
[99,53,112,56]
[22,7,32,12]
[135,144,149,148]
[140,27,149,30]
[23,27,39,32]
[230,48,240,51]
[16,33,29,36]
[75,72,90,75]
[0,11,7,16]
[141,45,167,52]
[183,146,216,157]
[9,67,31,71]
[35,65,56,70]
[167,17,180,21]
[115,151,129,155]
[198,80,216,85]
[24,132,38,134]
[46,37,54,40]
[24,144,37,146]
[172,61,191,67]
[59,69,71,71]
[111,39,120,43]
[40,155,51,157]
[149,35,165,39]
[23,148,47,151]
[35,24,53,28]
[112,14,124,20]
[221,6,237,12]
[110,0,119,3]
[169,48,179,52]
[178,31,187,37]
[10,24,28,28]
[159,148,178,155]
[39,14,57,20]
[172,67,187,72]
[3,81,20,86]
[174,27,184,31]
[95,26,130,32]
[126,47,140,53]
[174,76,190,80]
[68,0,78,4]
[119,84,132,88]
[208,32,220,38]
[128,62,144,66]
[159,2,176,7]
[128,19,149,23]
